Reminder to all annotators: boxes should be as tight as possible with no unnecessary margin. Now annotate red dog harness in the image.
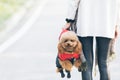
[59,29,68,40]
[58,53,80,61]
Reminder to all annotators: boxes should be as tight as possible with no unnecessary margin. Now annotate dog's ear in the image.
[74,41,82,54]
[57,42,65,53]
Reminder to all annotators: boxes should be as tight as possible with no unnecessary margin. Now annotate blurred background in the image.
[0,0,31,30]
[0,0,120,80]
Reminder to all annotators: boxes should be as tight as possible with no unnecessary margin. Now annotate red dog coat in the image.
[58,53,80,61]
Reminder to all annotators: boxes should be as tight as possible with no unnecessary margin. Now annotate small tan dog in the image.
[56,30,87,78]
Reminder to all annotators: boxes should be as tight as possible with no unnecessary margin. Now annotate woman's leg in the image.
[78,36,94,80]
[96,37,111,80]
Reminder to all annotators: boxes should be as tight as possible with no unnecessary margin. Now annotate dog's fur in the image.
[56,31,83,78]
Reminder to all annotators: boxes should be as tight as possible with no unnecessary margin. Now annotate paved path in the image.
[0,0,120,80]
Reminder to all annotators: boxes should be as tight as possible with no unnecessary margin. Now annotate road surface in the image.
[0,0,120,80]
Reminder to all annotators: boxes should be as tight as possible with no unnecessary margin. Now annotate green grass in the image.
[0,0,28,25]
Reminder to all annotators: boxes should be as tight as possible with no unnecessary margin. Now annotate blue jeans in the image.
[78,36,111,80]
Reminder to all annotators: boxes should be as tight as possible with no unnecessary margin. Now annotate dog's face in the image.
[61,36,78,52]
[58,31,82,53]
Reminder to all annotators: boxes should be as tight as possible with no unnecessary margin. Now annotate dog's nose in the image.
[67,42,72,47]
[66,41,72,46]
[67,43,70,46]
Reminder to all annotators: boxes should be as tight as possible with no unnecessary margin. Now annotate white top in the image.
[66,0,120,38]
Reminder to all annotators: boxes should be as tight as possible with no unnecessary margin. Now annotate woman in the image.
[63,0,120,80]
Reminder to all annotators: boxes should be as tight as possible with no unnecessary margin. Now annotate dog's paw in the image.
[78,61,87,72]
[61,73,65,78]
[60,70,65,78]
[65,70,71,78]
[67,72,71,78]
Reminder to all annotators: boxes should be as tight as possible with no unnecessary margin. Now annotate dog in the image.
[56,30,87,78]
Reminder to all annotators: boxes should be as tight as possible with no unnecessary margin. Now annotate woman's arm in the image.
[115,0,120,38]
[63,0,80,30]
[115,25,119,39]
[66,0,80,20]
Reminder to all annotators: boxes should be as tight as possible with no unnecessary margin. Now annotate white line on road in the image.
[0,0,48,53]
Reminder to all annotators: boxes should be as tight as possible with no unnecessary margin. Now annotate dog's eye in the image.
[64,40,68,42]
[71,40,75,42]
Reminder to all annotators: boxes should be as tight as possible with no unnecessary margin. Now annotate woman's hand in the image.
[114,25,119,39]
[62,23,71,30]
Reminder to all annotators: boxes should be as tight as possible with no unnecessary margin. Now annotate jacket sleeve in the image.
[66,0,80,20]
[116,0,120,26]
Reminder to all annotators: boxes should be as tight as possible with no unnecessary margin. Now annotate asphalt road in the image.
[0,0,120,80]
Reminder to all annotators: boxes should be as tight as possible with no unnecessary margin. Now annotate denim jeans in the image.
[78,36,111,80]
